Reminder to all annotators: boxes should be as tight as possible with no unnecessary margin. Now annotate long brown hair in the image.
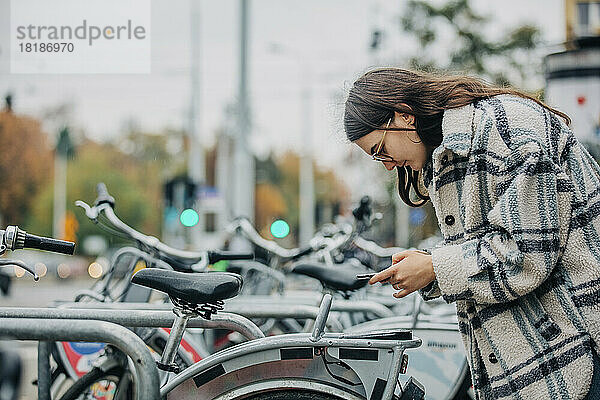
[344,68,570,207]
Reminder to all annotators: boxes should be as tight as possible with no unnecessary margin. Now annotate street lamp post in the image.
[233,0,255,222]
[299,69,315,246]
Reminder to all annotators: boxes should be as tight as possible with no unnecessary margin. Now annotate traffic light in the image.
[180,208,199,227]
[163,176,199,227]
[270,219,290,238]
[164,176,197,208]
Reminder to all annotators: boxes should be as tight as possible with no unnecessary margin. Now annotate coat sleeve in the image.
[431,140,573,305]
[417,246,442,300]
[419,279,442,300]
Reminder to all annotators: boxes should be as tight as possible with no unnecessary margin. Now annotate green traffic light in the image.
[270,219,290,238]
[180,209,199,227]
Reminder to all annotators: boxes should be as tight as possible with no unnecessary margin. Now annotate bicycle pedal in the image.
[156,361,180,374]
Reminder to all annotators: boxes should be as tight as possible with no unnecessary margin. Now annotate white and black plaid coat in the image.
[420,94,600,399]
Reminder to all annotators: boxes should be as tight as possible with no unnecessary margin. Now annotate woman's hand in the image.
[369,250,436,299]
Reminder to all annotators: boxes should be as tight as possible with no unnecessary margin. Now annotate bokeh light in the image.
[57,263,71,279]
[14,266,25,278]
[88,262,103,279]
[35,262,47,278]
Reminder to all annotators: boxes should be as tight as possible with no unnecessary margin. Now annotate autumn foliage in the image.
[0,110,53,225]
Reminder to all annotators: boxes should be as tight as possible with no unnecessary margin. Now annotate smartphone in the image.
[356,273,377,281]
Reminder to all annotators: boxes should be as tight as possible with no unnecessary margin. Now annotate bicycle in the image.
[60,268,425,400]
[49,184,255,397]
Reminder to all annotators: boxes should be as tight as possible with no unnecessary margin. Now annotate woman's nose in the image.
[382,161,396,171]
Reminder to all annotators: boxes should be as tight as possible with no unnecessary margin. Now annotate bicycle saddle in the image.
[291,263,369,292]
[131,269,243,305]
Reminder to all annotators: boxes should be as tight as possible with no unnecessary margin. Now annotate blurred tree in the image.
[0,110,52,225]
[27,139,164,249]
[399,0,543,88]
[255,183,288,235]
[117,129,186,176]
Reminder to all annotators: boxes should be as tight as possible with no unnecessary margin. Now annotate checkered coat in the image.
[419,94,600,399]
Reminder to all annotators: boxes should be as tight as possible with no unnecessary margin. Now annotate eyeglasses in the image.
[372,118,395,162]
[371,117,419,163]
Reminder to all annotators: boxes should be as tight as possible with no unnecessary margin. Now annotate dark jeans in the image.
[585,348,600,400]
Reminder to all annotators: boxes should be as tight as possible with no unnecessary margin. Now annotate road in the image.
[1,277,97,400]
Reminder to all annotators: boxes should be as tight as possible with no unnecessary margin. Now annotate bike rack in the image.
[0,317,160,400]
[53,301,346,332]
[226,296,395,318]
[0,307,265,341]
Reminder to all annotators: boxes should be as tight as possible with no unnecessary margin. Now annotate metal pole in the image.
[188,0,204,185]
[395,196,410,248]
[215,131,232,229]
[0,318,160,400]
[52,151,66,238]
[234,0,255,221]
[44,303,345,332]
[299,68,315,245]
[188,0,204,247]
[37,341,51,400]
[0,307,265,341]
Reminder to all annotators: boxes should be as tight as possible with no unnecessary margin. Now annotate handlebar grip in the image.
[23,233,75,255]
[207,251,254,264]
[290,245,314,261]
[97,182,108,195]
[95,182,115,207]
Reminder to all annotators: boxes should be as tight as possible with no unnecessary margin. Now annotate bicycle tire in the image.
[50,365,74,399]
[242,389,344,399]
[57,366,131,400]
[451,368,473,400]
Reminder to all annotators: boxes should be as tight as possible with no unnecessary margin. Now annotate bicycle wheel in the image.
[57,366,132,400]
[451,368,474,400]
[243,389,344,399]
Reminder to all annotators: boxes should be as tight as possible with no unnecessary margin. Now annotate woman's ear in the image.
[394,110,415,127]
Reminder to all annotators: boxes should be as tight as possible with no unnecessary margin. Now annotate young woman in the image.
[344,68,600,399]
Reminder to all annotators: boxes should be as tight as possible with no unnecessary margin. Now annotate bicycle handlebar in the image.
[76,183,254,266]
[0,226,74,281]
[207,250,254,264]
[289,245,314,261]
[95,182,115,208]
[23,232,75,255]
[3,226,75,255]
[228,217,348,262]
[228,218,301,259]
[352,236,405,258]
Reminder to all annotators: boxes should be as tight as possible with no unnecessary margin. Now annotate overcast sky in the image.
[0,0,565,171]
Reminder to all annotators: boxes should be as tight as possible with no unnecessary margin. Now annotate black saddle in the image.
[291,263,368,292]
[131,269,242,305]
